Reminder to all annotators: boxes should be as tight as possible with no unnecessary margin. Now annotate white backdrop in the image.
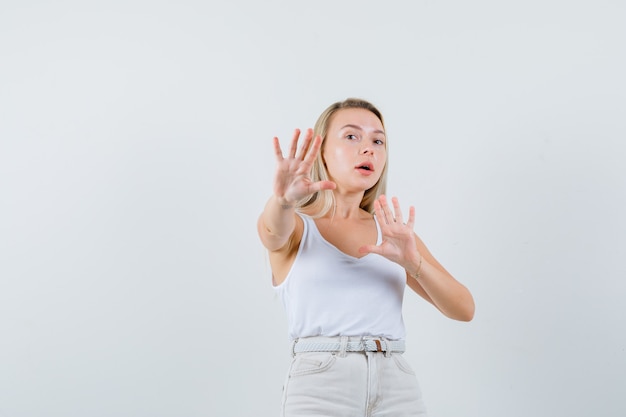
[1,1,625,416]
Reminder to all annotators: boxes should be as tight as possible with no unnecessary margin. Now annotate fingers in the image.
[295,128,315,160]
[273,128,306,161]
[376,195,415,228]
[273,136,284,162]
[373,199,386,224]
[391,196,404,224]
[275,128,319,162]
[358,244,380,256]
[302,134,323,167]
[287,129,301,159]
[273,129,303,161]
[376,195,397,225]
[406,205,415,229]
[310,179,336,193]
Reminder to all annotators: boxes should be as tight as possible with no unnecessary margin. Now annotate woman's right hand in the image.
[272,128,336,205]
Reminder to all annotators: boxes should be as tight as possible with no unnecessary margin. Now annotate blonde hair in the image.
[297,98,388,218]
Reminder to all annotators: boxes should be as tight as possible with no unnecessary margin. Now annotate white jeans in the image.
[281,336,429,417]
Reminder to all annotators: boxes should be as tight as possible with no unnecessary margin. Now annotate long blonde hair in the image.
[297,98,388,218]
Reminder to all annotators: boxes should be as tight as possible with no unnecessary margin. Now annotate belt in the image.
[293,337,405,354]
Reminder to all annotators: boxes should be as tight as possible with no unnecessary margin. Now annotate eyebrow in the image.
[340,124,386,136]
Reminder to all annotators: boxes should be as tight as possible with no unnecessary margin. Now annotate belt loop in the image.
[291,338,298,357]
[338,336,348,357]
[383,338,391,357]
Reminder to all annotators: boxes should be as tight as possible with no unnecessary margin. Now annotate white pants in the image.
[281,337,429,417]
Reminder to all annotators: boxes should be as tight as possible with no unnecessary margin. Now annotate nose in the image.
[360,145,373,155]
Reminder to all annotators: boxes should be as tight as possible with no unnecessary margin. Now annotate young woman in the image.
[257,98,475,416]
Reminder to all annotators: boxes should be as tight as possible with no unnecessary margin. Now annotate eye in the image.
[346,134,358,140]
[374,139,385,145]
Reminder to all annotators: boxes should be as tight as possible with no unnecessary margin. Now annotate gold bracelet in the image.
[410,256,423,280]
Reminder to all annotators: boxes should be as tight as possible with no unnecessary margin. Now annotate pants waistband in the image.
[292,336,405,355]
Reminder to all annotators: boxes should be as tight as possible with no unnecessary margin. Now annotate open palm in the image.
[359,195,421,269]
[273,128,335,204]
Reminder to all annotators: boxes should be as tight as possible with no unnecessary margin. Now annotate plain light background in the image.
[1,1,625,416]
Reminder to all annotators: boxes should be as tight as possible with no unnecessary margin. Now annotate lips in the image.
[355,161,374,174]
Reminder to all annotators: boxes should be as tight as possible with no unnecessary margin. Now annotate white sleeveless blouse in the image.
[274,213,407,341]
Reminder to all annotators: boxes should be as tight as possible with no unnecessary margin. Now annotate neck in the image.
[327,190,368,220]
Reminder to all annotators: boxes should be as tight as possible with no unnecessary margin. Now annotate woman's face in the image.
[322,107,387,192]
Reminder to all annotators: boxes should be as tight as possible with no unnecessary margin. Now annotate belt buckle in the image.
[373,338,383,352]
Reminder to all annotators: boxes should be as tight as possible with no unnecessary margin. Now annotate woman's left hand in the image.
[359,195,421,269]
[361,195,476,321]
